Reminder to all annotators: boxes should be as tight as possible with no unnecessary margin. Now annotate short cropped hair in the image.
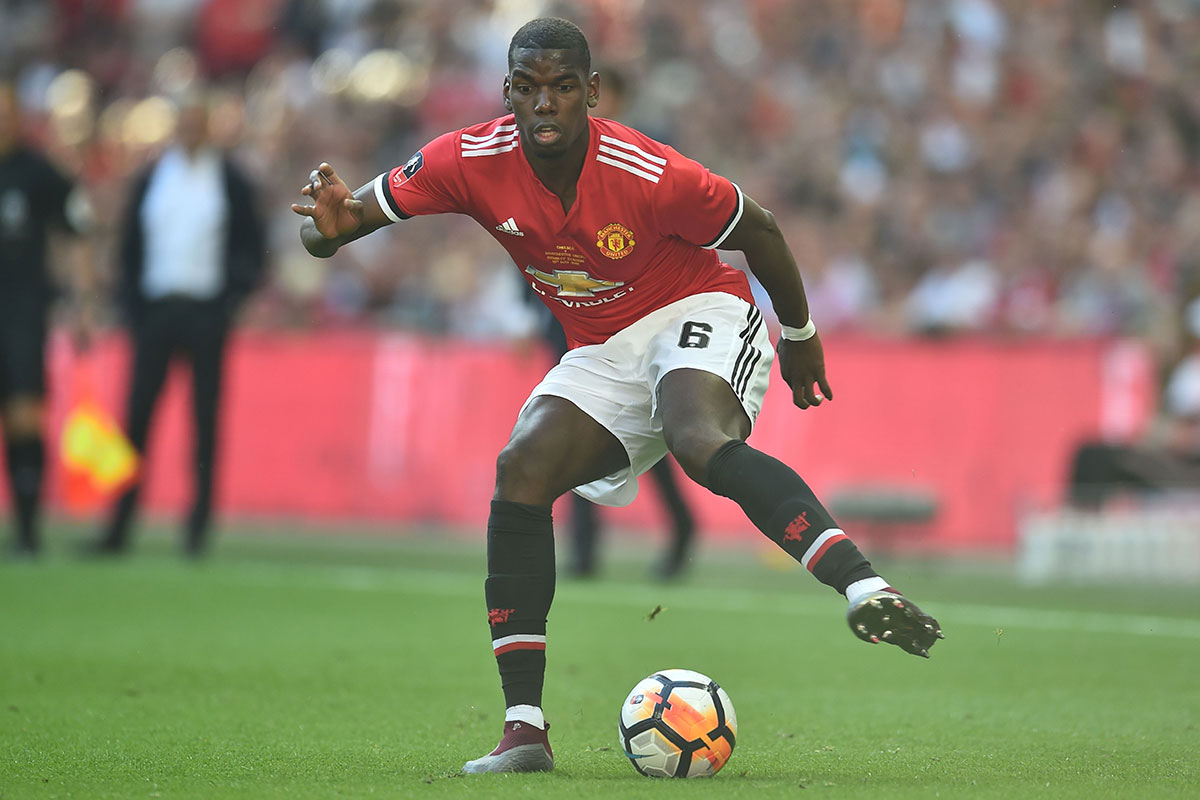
[508,17,591,73]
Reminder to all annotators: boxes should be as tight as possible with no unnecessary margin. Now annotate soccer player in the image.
[293,17,943,774]
[0,83,95,558]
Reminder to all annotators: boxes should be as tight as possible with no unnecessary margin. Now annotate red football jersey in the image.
[374,115,754,348]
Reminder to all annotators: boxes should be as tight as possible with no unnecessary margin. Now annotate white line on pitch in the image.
[209,563,1200,642]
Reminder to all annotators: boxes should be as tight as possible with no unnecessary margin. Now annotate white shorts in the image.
[523,292,774,506]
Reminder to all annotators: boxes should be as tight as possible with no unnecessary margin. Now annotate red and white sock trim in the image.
[492,634,546,656]
[801,529,848,571]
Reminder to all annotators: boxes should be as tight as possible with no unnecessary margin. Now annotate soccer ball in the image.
[618,668,737,778]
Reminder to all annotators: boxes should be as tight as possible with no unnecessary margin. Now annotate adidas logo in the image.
[495,217,524,236]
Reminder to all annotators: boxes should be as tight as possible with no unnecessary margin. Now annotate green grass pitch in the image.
[2,523,1198,799]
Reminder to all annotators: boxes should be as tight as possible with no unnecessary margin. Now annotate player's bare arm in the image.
[718,195,832,410]
[292,162,392,258]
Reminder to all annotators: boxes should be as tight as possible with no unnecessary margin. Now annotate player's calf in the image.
[705,440,878,590]
[704,441,945,656]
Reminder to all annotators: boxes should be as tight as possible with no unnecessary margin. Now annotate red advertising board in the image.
[27,330,1151,551]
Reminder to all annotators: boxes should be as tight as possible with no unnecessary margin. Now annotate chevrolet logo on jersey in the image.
[525,266,626,298]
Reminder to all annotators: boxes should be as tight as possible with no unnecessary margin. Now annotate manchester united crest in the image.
[596,222,636,260]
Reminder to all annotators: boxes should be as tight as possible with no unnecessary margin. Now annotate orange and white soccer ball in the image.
[618,668,737,778]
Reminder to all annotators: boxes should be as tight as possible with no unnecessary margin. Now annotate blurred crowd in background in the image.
[3,0,1200,368]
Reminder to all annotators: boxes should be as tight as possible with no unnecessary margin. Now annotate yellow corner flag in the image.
[59,361,138,511]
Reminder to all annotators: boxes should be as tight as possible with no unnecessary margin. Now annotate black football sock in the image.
[5,436,45,550]
[485,499,556,713]
[705,440,878,594]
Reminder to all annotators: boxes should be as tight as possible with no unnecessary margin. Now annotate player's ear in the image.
[587,72,600,109]
[502,76,513,111]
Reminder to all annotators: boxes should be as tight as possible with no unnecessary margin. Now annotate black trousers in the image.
[104,298,230,547]
[0,289,49,401]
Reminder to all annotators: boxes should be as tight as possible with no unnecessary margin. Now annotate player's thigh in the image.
[649,295,773,481]
[657,369,750,482]
[496,394,629,505]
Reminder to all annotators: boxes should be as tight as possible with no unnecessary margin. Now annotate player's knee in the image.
[494,440,558,505]
[665,428,737,488]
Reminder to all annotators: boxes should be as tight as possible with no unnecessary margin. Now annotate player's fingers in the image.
[291,203,316,217]
[344,198,364,211]
[793,386,810,409]
[804,377,824,407]
[793,378,825,409]
[317,162,340,185]
[818,374,834,402]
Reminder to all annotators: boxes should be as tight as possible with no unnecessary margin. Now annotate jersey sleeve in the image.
[657,151,744,250]
[372,130,467,221]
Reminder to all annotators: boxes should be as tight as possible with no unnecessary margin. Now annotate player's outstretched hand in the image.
[291,162,364,239]
[777,334,833,410]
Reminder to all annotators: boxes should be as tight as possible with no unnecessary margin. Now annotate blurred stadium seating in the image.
[3,0,1196,341]
[3,0,1199,554]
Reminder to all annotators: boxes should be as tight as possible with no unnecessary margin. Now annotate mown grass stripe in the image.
[149,561,1200,642]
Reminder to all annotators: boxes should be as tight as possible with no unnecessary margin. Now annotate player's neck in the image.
[524,138,588,213]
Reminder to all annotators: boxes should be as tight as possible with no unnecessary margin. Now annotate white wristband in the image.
[780,318,816,342]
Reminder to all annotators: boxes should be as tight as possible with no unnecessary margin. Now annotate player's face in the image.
[504,49,599,160]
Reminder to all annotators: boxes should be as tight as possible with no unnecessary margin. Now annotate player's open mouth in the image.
[533,127,561,145]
